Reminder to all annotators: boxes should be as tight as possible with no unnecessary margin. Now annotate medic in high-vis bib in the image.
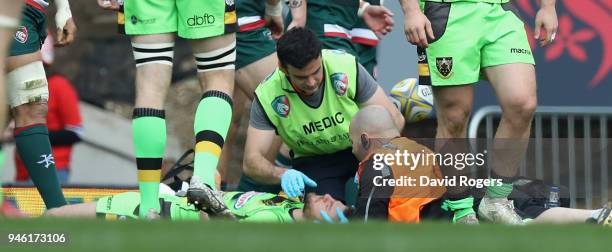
[243,27,404,202]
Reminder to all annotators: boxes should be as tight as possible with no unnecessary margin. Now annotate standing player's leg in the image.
[8,53,67,209]
[0,0,23,209]
[417,1,492,224]
[171,0,238,189]
[433,84,479,224]
[190,33,236,188]
[7,3,67,209]
[478,63,536,223]
[477,2,537,224]
[122,0,179,218]
[130,33,175,218]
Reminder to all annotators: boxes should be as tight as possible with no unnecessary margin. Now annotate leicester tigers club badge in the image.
[272,95,290,118]
[436,57,453,79]
[331,72,348,96]
[14,26,28,44]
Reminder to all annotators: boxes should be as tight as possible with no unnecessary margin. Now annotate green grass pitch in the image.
[0,219,610,252]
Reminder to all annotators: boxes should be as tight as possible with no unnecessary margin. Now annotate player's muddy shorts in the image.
[9,4,46,56]
[236,26,275,69]
[418,1,535,86]
[123,0,238,39]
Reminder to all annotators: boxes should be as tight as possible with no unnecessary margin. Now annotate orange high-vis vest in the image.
[357,137,446,223]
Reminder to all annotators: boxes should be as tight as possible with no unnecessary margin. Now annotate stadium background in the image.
[1,0,611,213]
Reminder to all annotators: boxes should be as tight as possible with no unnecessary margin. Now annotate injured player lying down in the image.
[44,178,611,225]
[44,174,611,225]
[44,178,348,223]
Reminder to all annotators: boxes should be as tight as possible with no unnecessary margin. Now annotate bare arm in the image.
[265,0,284,39]
[53,0,76,46]
[287,0,307,30]
[398,0,420,14]
[243,126,288,184]
[361,0,394,38]
[359,86,405,131]
[534,0,557,47]
[398,0,434,47]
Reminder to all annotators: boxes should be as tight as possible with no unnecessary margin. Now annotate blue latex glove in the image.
[320,207,349,224]
[280,169,317,198]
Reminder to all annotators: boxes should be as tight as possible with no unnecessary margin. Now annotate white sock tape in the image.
[193,41,236,72]
[54,0,73,30]
[7,61,49,107]
[131,42,175,67]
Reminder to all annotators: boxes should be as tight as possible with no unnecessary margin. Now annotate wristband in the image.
[358,2,370,18]
[54,0,73,30]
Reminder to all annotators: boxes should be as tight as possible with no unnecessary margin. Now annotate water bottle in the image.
[545,186,560,208]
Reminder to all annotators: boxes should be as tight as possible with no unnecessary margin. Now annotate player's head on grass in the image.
[276,27,323,96]
[302,193,348,222]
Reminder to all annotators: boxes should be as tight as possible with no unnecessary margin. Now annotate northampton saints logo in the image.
[271,95,290,118]
[436,57,453,78]
[331,72,348,96]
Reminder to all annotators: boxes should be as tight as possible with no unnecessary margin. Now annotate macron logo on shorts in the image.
[510,48,532,55]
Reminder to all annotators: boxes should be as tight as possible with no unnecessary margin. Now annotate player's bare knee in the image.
[503,96,537,126]
[30,102,48,120]
[439,108,470,136]
[14,101,48,117]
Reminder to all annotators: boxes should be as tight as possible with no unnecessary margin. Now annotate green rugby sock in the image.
[442,197,475,223]
[193,90,233,188]
[15,124,66,209]
[133,108,166,218]
[486,182,514,198]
